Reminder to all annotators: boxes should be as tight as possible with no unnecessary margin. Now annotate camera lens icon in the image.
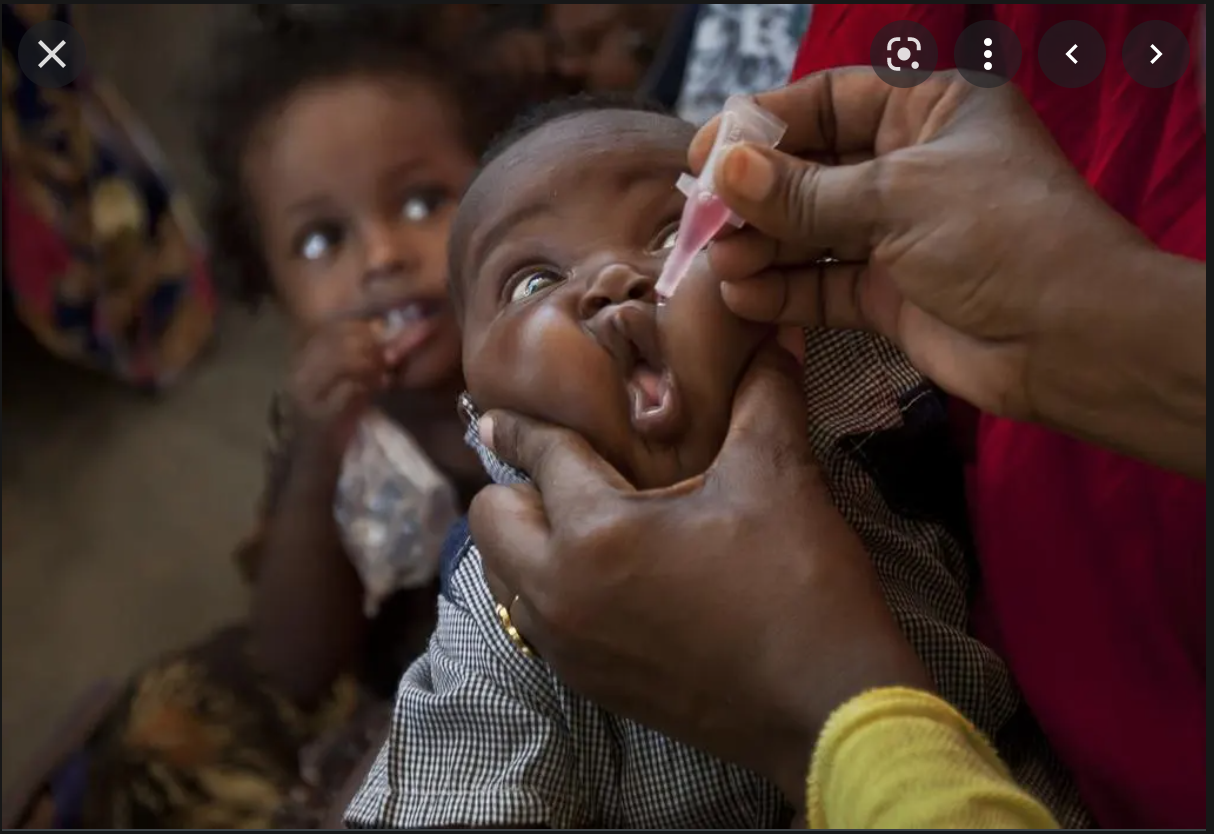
[871,21,939,87]
[894,43,920,70]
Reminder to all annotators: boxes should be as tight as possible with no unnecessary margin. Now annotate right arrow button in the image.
[1122,20,1190,88]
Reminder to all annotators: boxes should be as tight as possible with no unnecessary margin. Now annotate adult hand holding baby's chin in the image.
[469,344,932,807]
[695,68,1169,437]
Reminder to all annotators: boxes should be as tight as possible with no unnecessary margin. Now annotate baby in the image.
[346,99,1092,829]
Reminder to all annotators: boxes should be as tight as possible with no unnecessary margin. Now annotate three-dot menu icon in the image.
[956,21,1022,88]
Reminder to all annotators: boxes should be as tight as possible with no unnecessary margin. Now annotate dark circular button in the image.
[1038,20,1105,89]
[870,21,939,88]
[955,21,1022,88]
[1122,20,1191,88]
[16,19,85,89]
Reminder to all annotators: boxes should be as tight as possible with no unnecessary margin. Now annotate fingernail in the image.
[721,145,775,202]
[478,414,495,451]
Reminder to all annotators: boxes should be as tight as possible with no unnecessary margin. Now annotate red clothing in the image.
[795,5,1206,829]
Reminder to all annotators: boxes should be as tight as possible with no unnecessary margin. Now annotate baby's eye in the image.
[651,224,680,252]
[296,223,343,261]
[508,268,563,303]
[401,187,449,223]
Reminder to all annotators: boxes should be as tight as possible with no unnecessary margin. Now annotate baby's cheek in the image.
[469,306,626,439]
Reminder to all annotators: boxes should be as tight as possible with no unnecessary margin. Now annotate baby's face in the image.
[453,109,769,488]
[245,75,475,390]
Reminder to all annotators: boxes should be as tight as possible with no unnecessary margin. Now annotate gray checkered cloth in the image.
[346,328,1092,829]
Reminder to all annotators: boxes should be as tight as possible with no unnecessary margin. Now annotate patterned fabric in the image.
[348,539,791,829]
[81,626,375,829]
[1,4,216,389]
[676,5,812,126]
[346,327,1093,829]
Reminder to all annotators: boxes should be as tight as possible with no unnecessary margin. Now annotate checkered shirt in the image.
[346,327,1093,829]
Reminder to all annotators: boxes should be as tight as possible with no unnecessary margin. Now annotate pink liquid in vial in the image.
[655,189,735,299]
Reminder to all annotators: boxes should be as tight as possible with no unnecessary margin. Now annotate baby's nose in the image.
[580,262,656,317]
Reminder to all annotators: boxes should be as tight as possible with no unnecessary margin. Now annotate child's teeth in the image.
[380,309,407,342]
[379,303,429,344]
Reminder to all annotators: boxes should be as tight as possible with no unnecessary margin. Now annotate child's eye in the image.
[296,223,343,261]
[401,188,449,223]
[508,268,564,303]
[651,224,680,252]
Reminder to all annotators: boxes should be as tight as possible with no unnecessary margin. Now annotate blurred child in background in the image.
[9,7,529,828]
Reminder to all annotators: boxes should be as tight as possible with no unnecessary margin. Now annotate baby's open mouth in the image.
[631,362,669,414]
[602,302,684,441]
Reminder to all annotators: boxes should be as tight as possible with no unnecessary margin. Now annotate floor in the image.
[2,5,281,791]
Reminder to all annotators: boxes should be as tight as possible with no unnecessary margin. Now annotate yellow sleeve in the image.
[806,687,1059,829]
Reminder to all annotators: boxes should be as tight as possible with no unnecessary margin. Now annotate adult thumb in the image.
[714,144,880,259]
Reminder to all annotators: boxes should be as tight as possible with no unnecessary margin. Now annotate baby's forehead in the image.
[452,109,693,287]
[474,110,690,208]
[505,107,689,165]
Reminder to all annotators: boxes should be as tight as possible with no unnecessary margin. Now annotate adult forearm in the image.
[1032,245,1205,480]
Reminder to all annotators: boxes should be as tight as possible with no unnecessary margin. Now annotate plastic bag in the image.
[334,409,458,616]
